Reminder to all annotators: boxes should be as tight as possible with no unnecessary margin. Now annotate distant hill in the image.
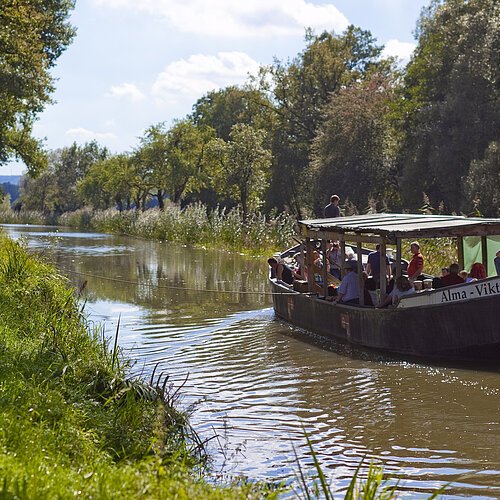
[0,175,21,185]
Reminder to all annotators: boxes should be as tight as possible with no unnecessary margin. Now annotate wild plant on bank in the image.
[52,204,297,255]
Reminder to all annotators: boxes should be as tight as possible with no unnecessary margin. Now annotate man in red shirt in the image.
[407,241,424,280]
[440,263,465,286]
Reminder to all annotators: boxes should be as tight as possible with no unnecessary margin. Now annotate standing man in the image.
[324,194,340,218]
[366,244,391,285]
[407,241,424,281]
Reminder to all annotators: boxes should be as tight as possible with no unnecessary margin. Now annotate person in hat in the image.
[332,259,359,304]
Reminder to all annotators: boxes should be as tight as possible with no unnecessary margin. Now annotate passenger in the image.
[267,257,294,285]
[326,241,342,280]
[458,270,468,282]
[407,241,424,282]
[326,284,338,302]
[292,252,306,280]
[379,275,415,308]
[441,267,450,277]
[366,244,391,285]
[495,250,500,276]
[440,263,465,287]
[323,194,340,218]
[331,260,359,305]
[469,262,487,280]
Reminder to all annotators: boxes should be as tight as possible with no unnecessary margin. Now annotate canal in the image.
[4,224,500,498]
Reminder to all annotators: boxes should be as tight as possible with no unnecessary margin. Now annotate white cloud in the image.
[109,83,145,102]
[382,39,416,65]
[152,51,260,102]
[92,0,349,37]
[65,127,117,142]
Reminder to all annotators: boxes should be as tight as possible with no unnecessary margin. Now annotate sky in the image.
[8,0,430,175]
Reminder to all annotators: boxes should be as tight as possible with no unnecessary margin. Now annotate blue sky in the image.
[9,0,429,175]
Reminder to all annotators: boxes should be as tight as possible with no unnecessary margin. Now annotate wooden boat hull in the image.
[270,279,500,362]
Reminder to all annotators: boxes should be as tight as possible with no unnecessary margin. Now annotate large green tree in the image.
[310,75,399,211]
[258,27,393,215]
[0,0,75,173]
[399,0,499,212]
[206,124,272,216]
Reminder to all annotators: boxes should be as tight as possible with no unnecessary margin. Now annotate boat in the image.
[269,213,500,362]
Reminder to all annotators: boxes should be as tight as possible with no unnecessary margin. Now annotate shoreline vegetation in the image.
[0,204,456,274]
[0,233,278,498]
[0,204,297,257]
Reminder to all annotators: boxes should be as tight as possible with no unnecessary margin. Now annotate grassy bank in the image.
[0,234,277,498]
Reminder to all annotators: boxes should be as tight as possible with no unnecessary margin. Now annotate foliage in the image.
[0,0,75,173]
[206,124,272,216]
[19,141,109,213]
[257,26,394,215]
[77,154,133,211]
[398,0,500,213]
[310,74,399,212]
[463,141,500,217]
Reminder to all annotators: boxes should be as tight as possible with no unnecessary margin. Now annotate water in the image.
[3,224,500,498]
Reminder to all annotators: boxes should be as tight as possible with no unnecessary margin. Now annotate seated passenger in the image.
[267,257,294,285]
[331,260,359,305]
[440,263,465,286]
[469,262,487,280]
[379,275,415,307]
[292,252,306,280]
[458,270,468,282]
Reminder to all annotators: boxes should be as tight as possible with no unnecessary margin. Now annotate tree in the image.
[0,0,75,173]
[399,0,499,212]
[134,124,169,210]
[206,124,272,216]
[19,142,108,213]
[258,27,393,214]
[77,154,134,211]
[464,141,500,217]
[310,75,398,211]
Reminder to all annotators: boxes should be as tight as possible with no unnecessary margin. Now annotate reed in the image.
[55,204,297,255]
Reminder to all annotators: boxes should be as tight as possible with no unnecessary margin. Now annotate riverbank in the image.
[0,204,296,256]
[0,233,278,498]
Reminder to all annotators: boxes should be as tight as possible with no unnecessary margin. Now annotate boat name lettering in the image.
[440,281,500,303]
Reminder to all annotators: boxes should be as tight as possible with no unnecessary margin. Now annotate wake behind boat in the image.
[270,213,500,362]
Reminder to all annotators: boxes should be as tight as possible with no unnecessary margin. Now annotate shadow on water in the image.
[3,224,500,499]
[273,317,500,374]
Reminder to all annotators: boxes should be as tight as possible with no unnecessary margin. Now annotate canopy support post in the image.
[321,239,328,297]
[356,242,364,306]
[306,237,315,293]
[395,238,402,278]
[481,236,488,273]
[457,236,464,270]
[379,239,387,304]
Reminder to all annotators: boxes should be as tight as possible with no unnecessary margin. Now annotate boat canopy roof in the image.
[299,213,500,243]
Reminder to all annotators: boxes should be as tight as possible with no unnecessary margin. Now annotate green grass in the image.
[0,234,279,499]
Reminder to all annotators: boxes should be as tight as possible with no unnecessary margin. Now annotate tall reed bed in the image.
[0,234,276,498]
[58,204,297,255]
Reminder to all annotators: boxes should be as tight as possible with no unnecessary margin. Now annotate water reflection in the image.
[3,224,500,498]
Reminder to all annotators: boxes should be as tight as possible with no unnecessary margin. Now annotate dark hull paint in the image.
[271,280,500,362]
